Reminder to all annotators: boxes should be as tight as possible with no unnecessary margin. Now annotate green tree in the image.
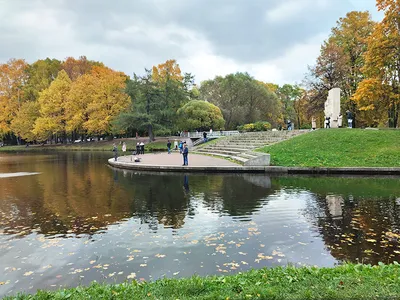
[177,100,225,131]
[200,73,279,129]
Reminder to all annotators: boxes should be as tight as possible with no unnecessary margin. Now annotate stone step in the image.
[237,153,258,159]
[230,156,249,163]
[197,148,242,155]
[205,146,250,151]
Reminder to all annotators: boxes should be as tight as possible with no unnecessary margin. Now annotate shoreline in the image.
[108,157,400,175]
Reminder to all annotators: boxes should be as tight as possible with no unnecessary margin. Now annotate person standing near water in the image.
[182,143,188,166]
[140,141,145,154]
[167,140,171,154]
[112,143,118,161]
[122,142,127,155]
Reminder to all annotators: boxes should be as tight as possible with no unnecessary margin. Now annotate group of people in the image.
[324,110,354,129]
[167,139,189,165]
[112,141,145,162]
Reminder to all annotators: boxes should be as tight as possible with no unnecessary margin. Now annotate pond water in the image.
[1,152,400,296]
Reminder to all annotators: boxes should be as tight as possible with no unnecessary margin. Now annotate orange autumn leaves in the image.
[0,57,129,141]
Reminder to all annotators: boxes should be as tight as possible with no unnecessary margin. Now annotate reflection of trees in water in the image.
[0,153,275,237]
[289,176,400,265]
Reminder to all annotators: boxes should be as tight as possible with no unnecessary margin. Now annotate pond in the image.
[1,152,400,296]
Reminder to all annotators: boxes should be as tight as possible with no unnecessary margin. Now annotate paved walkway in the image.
[114,152,239,166]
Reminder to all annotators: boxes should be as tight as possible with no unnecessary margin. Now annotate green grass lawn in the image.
[0,138,171,153]
[6,264,400,299]
[257,129,400,167]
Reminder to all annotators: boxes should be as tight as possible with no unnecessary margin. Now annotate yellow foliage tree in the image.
[67,66,130,135]
[152,59,183,83]
[33,70,71,141]
[10,101,40,142]
[353,0,400,127]
[0,59,28,137]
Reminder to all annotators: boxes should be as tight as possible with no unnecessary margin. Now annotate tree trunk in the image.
[148,124,154,142]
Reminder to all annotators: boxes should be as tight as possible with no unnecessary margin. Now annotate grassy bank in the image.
[6,264,400,299]
[0,138,172,153]
[258,129,400,167]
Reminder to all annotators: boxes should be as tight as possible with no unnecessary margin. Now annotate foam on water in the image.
[0,172,40,178]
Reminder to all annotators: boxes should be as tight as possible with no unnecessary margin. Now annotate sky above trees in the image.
[0,0,382,85]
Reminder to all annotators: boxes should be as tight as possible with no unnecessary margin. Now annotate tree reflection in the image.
[0,153,275,237]
[285,176,400,265]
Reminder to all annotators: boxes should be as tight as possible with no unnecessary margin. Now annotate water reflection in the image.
[1,153,400,297]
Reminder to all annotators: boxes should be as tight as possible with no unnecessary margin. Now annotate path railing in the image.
[184,130,240,138]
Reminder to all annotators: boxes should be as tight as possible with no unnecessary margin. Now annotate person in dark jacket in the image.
[182,143,188,166]
[346,110,353,128]
[136,142,140,155]
[167,140,171,154]
[112,143,118,161]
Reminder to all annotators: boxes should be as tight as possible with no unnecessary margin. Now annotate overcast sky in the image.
[0,0,382,85]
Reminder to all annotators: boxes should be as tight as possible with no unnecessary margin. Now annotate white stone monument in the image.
[324,88,341,128]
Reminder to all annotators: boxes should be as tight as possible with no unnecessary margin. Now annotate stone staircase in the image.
[193,130,308,164]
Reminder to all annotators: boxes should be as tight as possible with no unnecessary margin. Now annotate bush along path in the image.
[257,129,400,167]
[6,263,400,299]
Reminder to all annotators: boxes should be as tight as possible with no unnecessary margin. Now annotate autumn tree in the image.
[353,0,400,127]
[177,100,225,131]
[23,58,61,101]
[61,56,103,81]
[33,70,71,142]
[152,59,183,83]
[81,66,130,135]
[10,101,40,142]
[0,59,28,138]
[306,11,375,119]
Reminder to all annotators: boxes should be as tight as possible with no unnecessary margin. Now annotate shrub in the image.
[239,121,271,132]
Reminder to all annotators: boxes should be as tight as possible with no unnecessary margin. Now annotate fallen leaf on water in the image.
[140,264,147,267]
[89,260,96,264]
[155,254,166,258]
[366,239,377,243]
[108,272,115,277]
[127,273,136,279]
[173,272,180,275]
[23,271,33,276]
[260,244,265,248]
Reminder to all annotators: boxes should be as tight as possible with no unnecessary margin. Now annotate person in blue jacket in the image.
[182,143,189,166]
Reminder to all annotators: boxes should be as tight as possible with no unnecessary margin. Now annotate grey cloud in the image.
[0,0,366,81]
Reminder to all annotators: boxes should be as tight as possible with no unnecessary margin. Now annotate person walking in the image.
[346,110,353,128]
[203,131,207,142]
[122,142,127,155]
[174,139,178,151]
[140,141,145,154]
[112,143,118,161]
[311,117,316,130]
[182,143,188,166]
[167,140,171,154]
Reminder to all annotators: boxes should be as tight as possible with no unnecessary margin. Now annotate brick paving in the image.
[115,152,239,166]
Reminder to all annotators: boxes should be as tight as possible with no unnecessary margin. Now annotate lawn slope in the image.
[258,129,400,167]
[6,264,400,300]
